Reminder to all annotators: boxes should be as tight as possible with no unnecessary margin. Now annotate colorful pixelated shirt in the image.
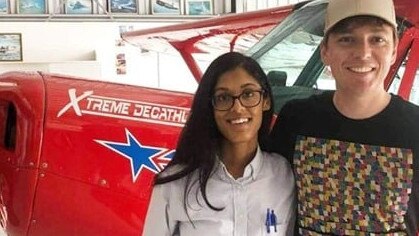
[294,136,413,235]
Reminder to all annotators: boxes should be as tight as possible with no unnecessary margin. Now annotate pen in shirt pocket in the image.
[265,208,277,233]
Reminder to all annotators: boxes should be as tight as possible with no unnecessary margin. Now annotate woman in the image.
[143,52,295,236]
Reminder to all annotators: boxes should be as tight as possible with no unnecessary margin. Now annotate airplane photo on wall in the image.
[152,0,180,14]
[0,33,22,61]
[0,0,8,13]
[110,0,137,13]
[17,0,46,14]
[65,0,93,14]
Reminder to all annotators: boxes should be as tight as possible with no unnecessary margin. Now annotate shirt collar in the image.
[216,146,263,182]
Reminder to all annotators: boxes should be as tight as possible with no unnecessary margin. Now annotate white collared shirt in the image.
[143,148,295,236]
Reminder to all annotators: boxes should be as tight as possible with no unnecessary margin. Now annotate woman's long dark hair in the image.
[154,52,274,212]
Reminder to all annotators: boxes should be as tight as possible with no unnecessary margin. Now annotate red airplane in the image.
[0,0,418,235]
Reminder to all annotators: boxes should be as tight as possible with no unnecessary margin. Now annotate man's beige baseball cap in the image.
[324,0,397,34]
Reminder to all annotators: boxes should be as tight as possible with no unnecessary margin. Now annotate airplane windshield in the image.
[247,0,332,112]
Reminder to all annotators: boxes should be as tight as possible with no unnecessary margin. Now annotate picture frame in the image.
[186,0,212,15]
[0,0,8,13]
[0,33,23,62]
[152,0,180,14]
[115,53,126,75]
[65,0,93,14]
[110,0,137,13]
[17,0,46,14]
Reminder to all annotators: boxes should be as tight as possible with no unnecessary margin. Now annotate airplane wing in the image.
[121,3,301,81]
[121,5,298,54]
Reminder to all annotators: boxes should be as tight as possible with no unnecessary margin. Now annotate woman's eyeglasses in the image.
[212,90,265,111]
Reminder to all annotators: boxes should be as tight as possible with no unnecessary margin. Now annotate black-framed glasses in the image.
[212,90,265,111]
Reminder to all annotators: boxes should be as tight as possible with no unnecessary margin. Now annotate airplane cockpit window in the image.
[0,102,16,150]
[247,0,331,112]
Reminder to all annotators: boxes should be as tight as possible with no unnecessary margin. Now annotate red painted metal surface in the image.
[394,0,419,27]
[33,73,191,235]
[0,72,45,236]
[385,27,417,90]
[0,72,192,235]
[398,33,419,99]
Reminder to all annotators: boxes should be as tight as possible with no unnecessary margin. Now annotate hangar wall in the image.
[0,21,199,93]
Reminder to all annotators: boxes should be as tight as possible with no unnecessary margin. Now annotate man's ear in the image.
[263,98,271,111]
[390,37,399,65]
[320,41,330,65]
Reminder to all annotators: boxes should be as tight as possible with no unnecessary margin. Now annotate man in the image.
[269,0,419,235]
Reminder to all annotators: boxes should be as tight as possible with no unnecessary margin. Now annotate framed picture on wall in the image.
[65,0,93,14]
[152,0,180,14]
[17,0,46,14]
[0,33,23,62]
[110,0,137,13]
[186,0,212,15]
[115,53,126,75]
[0,0,8,13]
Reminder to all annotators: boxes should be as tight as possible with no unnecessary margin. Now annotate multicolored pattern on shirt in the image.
[294,136,413,235]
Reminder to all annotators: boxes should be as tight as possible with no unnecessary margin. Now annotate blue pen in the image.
[270,209,277,233]
[265,208,271,233]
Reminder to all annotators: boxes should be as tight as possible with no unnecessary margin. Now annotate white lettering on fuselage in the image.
[58,89,190,127]
[86,97,130,115]
[133,105,188,124]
